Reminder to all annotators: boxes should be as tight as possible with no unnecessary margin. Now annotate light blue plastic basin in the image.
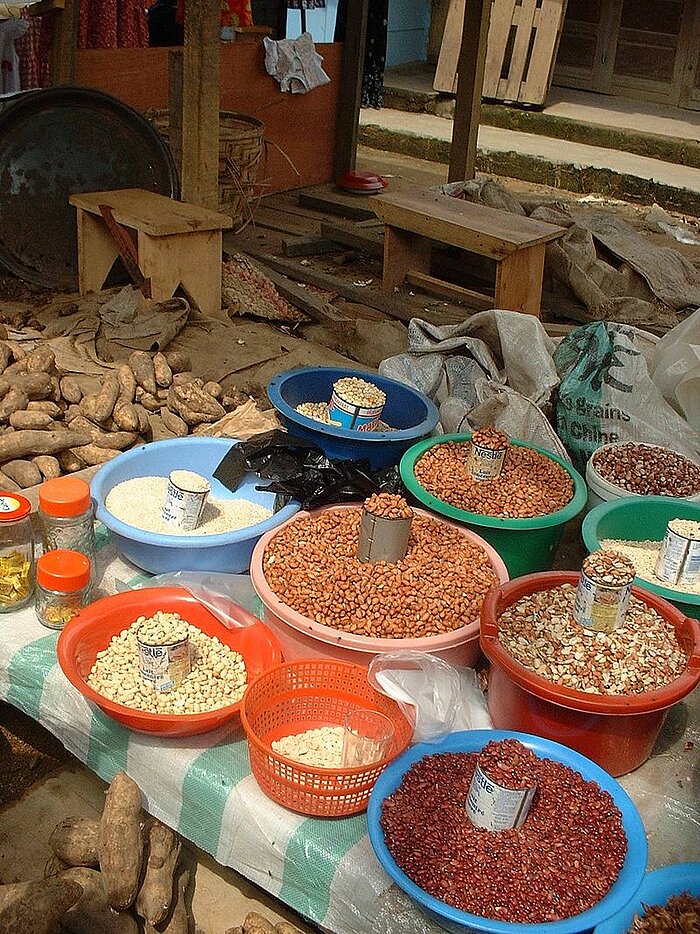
[593,862,700,933]
[91,437,300,574]
[367,729,648,934]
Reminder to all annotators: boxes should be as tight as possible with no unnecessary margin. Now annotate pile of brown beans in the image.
[381,739,627,923]
[592,443,700,497]
[414,441,574,518]
[262,506,498,638]
[477,737,540,789]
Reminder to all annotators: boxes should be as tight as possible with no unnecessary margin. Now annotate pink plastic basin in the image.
[250,504,509,667]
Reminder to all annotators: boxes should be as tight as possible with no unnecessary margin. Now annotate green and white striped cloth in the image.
[0,528,439,934]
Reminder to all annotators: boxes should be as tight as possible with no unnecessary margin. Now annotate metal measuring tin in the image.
[328,376,386,431]
[161,469,210,531]
[357,493,413,564]
[467,427,509,481]
[136,612,191,693]
[574,549,635,635]
[655,518,700,587]
[466,762,537,831]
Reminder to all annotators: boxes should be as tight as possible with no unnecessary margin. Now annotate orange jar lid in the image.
[37,549,91,591]
[0,492,31,522]
[39,477,92,517]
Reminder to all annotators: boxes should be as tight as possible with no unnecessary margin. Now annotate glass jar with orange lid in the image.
[38,476,96,582]
[0,492,34,612]
[35,549,91,630]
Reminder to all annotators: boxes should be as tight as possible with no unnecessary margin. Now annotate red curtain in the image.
[78,0,149,49]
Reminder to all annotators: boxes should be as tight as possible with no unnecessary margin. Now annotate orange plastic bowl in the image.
[57,586,282,737]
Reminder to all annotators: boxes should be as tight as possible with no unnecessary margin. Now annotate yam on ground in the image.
[167,385,225,426]
[128,352,157,396]
[171,372,195,387]
[135,820,181,925]
[0,429,91,462]
[58,449,84,473]
[136,390,162,413]
[3,359,28,377]
[116,364,137,403]
[49,375,62,403]
[202,381,223,400]
[145,869,191,934]
[67,415,137,451]
[49,817,100,868]
[1,459,42,488]
[81,376,120,425]
[0,343,12,375]
[32,455,62,480]
[0,470,20,491]
[242,911,278,933]
[27,400,62,418]
[4,372,53,400]
[43,854,70,878]
[71,444,121,466]
[0,388,29,423]
[60,868,138,934]
[133,404,151,436]
[275,923,305,934]
[148,414,176,442]
[98,771,144,911]
[160,408,188,437]
[163,351,191,374]
[5,340,26,361]
[112,399,139,433]
[26,346,56,374]
[9,410,54,431]
[0,877,83,934]
[60,376,83,405]
[152,352,173,388]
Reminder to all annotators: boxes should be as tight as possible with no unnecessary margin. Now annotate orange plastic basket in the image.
[240,659,413,817]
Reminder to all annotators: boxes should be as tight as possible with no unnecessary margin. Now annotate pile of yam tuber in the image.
[0,771,191,934]
[225,912,306,934]
[0,340,242,489]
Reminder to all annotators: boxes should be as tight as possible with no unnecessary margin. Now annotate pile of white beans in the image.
[87,613,247,714]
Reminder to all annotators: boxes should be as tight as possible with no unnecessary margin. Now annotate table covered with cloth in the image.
[1,527,699,934]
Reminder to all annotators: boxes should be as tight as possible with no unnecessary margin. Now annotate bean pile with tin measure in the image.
[87,611,247,714]
[380,738,627,924]
[262,493,498,638]
[414,438,574,518]
[592,443,700,497]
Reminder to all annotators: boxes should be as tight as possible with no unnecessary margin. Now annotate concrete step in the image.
[359,107,700,217]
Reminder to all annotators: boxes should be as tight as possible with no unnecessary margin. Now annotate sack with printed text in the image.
[553,321,700,473]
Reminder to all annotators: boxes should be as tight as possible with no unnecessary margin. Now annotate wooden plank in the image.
[450,0,492,181]
[434,0,464,93]
[50,0,78,86]
[282,236,337,256]
[483,0,518,97]
[247,257,352,328]
[319,222,384,258]
[381,228,432,292]
[522,0,568,104]
[168,49,184,183]
[181,0,220,210]
[298,186,378,221]
[502,0,538,100]
[405,271,493,309]
[494,241,545,316]
[69,190,232,237]
[334,0,369,177]
[373,190,565,257]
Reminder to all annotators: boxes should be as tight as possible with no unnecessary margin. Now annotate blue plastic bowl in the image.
[367,729,648,934]
[91,438,300,574]
[593,862,700,933]
[267,366,439,469]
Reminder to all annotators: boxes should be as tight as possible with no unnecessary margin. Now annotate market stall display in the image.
[91,437,300,574]
[480,571,700,775]
[250,498,509,666]
[583,496,700,619]
[400,433,587,577]
[267,367,439,468]
[367,730,648,934]
[57,586,281,736]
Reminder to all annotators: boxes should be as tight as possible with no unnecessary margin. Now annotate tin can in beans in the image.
[467,427,509,481]
[161,469,210,531]
[466,762,537,831]
[655,518,700,587]
[574,549,635,634]
[137,614,191,693]
[328,377,386,431]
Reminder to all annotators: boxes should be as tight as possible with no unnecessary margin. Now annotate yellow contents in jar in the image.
[0,550,32,607]
[40,599,82,628]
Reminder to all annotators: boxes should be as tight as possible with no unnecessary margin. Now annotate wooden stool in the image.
[373,188,565,317]
[69,189,233,318]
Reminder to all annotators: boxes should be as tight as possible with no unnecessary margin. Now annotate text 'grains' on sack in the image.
[263,506,497,638]
[87,613,247,714]
[104,476,271,535]
[497,584,687,694]
[414,441,574,518]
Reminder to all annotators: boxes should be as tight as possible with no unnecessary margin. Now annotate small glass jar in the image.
[35,549,91,630]
[0,492,35,613]
[39,476,96,583]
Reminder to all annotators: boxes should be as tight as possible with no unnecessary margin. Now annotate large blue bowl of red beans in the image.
[367,730,647,934]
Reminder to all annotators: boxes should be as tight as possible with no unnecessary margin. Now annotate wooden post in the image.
[168,49,184,186]
[181,0,220,209]
[50,0,79,86]
[334,0,370,178]
[448,0,491,182]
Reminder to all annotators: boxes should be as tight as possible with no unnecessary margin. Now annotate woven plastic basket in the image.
[147,110,264,229]
[240,659,413,817]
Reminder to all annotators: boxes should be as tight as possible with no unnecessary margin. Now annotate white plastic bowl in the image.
[586,441,700,511]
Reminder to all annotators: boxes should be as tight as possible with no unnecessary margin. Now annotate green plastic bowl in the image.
[582,496,700,621]
[400,433,587,578]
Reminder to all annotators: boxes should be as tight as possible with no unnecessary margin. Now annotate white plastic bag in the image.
[132,570,259,628]
[367,651,491,744]
[650,307,700,431]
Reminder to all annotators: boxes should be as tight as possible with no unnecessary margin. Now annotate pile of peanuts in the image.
[414,441,574,518]
[363,492,413,520]
[471,427,509,451]
[333,377,385,408]
[87,616,247,714]
[263,504,498,638]
[497,584,688,694]
[592,443,700,497]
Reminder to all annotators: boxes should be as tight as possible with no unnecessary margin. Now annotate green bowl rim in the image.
[400,433,587,531]
[581,495,700,608]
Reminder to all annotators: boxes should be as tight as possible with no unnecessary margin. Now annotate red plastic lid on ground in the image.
[336,171,388,193]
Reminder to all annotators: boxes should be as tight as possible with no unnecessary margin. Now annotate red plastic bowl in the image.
[57,586,282,737]
[480,572,700,776]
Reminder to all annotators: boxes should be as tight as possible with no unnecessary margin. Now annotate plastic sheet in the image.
[134,570,259,628]
[215,429,403,510]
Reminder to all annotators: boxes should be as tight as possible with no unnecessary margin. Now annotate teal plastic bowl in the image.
[593,862,700,934]
[582,496,700,621]
[401,434,587,578]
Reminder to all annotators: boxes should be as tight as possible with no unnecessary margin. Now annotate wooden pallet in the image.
[434,0,568,106]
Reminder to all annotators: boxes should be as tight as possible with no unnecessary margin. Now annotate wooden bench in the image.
[373,188,566,317]
[69,189,233,318]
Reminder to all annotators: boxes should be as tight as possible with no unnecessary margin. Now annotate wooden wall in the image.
[75,40,342,192]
